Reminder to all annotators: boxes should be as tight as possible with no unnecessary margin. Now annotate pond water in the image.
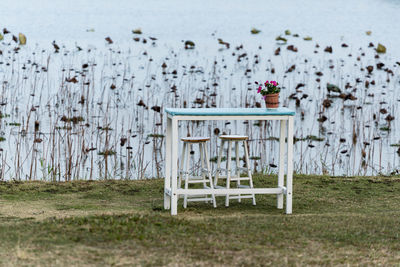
[0,0,399,180]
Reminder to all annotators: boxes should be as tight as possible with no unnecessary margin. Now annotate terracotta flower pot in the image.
[264,93,279,108]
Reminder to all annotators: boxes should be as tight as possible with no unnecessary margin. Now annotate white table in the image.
[164,108,295,215]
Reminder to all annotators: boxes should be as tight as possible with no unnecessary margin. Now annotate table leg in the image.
[277,119,286,209]
[171,118,179,215]
[164,116,172,210]
[286,116,294,214]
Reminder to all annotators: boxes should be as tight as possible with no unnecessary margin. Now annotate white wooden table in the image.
[164,108,295,215]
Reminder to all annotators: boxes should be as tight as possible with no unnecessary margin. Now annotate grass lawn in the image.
[0,174,399,266]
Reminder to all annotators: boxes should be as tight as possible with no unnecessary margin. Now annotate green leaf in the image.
[285,29,291,35]
[376,43,386,54]
[19,33,26,45]
[184,40,195,49]
[366,31,372,36]
[132,28,142,34]
[303,36,312,41]
[275,36,287,43]
[0,33,3,41]
[251,28,261,34]
[327,83,342,93]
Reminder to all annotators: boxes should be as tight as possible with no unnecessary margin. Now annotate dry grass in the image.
[0,175,399,266]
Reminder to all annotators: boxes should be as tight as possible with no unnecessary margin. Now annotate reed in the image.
[0,29,399,180]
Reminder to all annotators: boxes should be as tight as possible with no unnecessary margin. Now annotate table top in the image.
[165,107,295,116]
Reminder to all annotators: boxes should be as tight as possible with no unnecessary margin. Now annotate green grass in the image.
[0,175,399,266]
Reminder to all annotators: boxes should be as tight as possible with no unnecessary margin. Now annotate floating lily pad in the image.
[18,33,26,45]
[0,34,3,41]
[275,36,287,43]
[376,43,386,54]
[366,31,372,35]
[285,29,291,35]
[55,126,72,130]
[105,37,113,44]
[132,28,142,34]
[0,113,10,118]
[287,45,298,52]
[303,36,312,41]
[184,40,195,49]
[210,156,227,163]
[295,135,324,142]
[60,116,84,124]
[98,126,113,131]
[98,150,116,156]
[217,38,230,48]
[148,134,165,138]
[251,28,261,34]
[307,135,324,142]
[324,46,333,53]
[327,83,342,93]
[86,28,95,32]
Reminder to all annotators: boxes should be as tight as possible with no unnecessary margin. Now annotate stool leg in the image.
[199,142,209,204]
[244,140,256,205]
[235,141,241,203]
[183,143,190,208]
[179,142,187,189]
[204,143,217,208]
[199,143,207,189]
[225,141,232,207]
[214,140,224,187]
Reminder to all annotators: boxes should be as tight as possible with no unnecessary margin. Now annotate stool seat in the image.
[181,137,210,143]
[219,135,248,141]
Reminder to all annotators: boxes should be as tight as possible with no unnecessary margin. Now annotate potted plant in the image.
[255,80,281,109]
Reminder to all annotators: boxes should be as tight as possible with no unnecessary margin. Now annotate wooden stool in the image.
[178,137,216,208]
[214,135,256,207]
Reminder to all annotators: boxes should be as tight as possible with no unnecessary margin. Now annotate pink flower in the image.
[257,86,262,93]
[271,81,277,86]
[265,80,269,85]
